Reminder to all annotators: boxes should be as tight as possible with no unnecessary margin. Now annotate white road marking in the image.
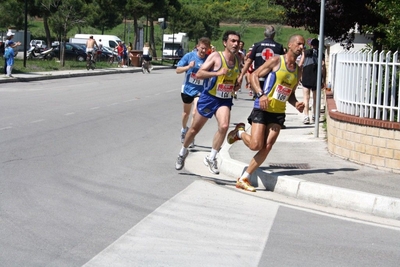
[0,126,13,130]
[83,180,279,267]
[30,119,45,124]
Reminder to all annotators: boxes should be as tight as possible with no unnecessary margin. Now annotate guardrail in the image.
[332,51,400,122]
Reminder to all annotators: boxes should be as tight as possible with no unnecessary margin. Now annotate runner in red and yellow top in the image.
[175,30,241,175]
[227,34,306,192]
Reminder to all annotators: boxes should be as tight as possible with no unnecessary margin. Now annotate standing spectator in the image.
[175,45,184,57]
[122,42,128,67]
[173,45,184,67]
[96,39,103,61]
[238,41,246,60]
[175,31,241,174]
[301,38,326,124]
[176,37,211,148]
[232,40,246,99]
[115,41,124,68]
[4,30,21,75]
[4,31,20,77]
[239,25,285,99]
[227,34,306,192]
[127,42,133,66]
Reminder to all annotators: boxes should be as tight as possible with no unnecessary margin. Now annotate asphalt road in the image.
[1,69,399,266]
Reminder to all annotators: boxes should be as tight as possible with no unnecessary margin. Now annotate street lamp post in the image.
[158,17,165,64]
[23,0,27,67]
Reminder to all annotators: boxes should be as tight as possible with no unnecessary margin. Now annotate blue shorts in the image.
[197,92,233,119]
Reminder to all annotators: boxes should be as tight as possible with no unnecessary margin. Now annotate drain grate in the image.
[268,163,310,169]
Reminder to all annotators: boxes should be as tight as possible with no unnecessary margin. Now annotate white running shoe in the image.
[175,150,189,170]
[203,156,219,174]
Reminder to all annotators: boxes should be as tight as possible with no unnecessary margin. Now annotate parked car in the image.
[97,46,118,61]
[52,42,87,62]
[70,43,118,62]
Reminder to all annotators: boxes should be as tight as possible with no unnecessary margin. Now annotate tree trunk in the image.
[149,20,157,59]
[133,15,138,50]
[43,15,52,48]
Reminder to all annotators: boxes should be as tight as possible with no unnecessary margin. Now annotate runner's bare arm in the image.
[176,61,195,74]
[249,56,280,94]
[196,52,226,79]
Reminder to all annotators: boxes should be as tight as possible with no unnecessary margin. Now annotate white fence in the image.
[332,51,400,122]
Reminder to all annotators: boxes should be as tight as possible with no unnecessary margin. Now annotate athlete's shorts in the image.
[143,55,152,62]
[302,84,317,91]
[197,92,233,119]
[181,92,200,104]
[86,48,94,53]
[247,108,285,127]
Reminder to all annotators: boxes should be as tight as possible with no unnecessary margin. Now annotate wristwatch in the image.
[256,91,264,98]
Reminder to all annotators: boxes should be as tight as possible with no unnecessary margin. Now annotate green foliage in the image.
[365,0,400,51]
[0,0,25,31]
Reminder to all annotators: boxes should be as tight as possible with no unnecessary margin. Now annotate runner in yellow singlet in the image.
[175,30,241,174]
[227,34,306,192]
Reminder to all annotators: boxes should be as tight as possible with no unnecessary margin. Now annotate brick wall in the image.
[326,91,400,173]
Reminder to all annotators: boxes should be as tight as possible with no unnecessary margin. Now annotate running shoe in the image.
[227,123,245,144]
[303,116,310,124]
[203,156,219,174]
[175,150,189,170]
[180,127,189,143]
[236,178,256,192]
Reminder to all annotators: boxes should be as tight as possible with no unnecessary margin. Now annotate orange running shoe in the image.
[236,178,256,192]
[227,123,245,144]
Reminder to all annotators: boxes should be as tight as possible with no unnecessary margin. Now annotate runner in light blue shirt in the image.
[176,37,211,148]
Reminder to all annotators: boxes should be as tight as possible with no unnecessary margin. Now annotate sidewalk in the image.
[2,68,399,221]
[0,64,160,83]
[220,88,400,221]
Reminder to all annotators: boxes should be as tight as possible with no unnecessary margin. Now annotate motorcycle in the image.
[26,45,55,60]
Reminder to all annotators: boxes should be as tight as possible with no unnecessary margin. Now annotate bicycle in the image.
[86,51,95,70]
[108,53,117,65]
[141,55,152,74]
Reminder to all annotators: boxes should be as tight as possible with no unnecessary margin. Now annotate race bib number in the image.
[189,73,203,85]
[273,84,291,102]
[216,83,234,98]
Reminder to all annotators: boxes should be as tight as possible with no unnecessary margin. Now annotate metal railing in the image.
[332,51,400,122]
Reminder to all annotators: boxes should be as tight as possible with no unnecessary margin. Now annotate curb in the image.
[0,66,170,84]
[219,142,400,221]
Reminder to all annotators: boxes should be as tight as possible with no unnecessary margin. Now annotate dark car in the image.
[53,43,87,62]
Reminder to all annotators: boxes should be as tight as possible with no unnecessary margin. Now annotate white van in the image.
[73,34,122,49]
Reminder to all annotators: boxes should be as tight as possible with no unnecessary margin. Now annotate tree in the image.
[41,0,89,66]
[366,0,400,51]
[126,0,153,50]
[90,0,125,35]
[0,0,25,31]
[173,6,221,42]
[273,0,380,48]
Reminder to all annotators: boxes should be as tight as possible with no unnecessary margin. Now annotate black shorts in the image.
[302,84,317,91]
[143,55,152,62]
[247,109,285,127]
[181,92,200,104]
